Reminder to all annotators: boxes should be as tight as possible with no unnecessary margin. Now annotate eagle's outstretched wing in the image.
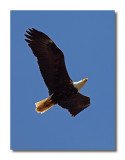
[25,28,72,95]
[58,93,90,116]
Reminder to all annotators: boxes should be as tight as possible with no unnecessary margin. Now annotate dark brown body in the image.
[51,82,78,104]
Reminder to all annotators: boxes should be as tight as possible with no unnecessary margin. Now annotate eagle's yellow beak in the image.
[83,78,88,82]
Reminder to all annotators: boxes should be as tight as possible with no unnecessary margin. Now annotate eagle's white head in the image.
[73,78,88,91]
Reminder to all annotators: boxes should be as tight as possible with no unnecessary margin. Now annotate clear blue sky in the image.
[11,11,115,150]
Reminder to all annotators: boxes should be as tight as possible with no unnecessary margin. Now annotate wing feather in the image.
[25,28,72,94]
[58,93,90,117]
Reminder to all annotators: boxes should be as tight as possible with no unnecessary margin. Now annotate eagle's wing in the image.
[58,93,90,117]
[25,28,72,95]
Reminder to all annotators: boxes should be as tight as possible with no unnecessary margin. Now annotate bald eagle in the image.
[25,28,90,117]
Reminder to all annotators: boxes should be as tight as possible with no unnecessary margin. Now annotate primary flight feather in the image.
[25,28,90,117]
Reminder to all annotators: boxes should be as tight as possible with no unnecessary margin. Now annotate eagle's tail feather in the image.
[35,97,55,114]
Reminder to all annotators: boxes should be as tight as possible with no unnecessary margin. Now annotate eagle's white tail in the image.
[35,97,55,114]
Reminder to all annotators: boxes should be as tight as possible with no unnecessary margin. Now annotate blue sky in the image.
[11,11,115,150]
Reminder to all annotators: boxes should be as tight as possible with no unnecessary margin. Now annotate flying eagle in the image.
[25,28,90,117]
